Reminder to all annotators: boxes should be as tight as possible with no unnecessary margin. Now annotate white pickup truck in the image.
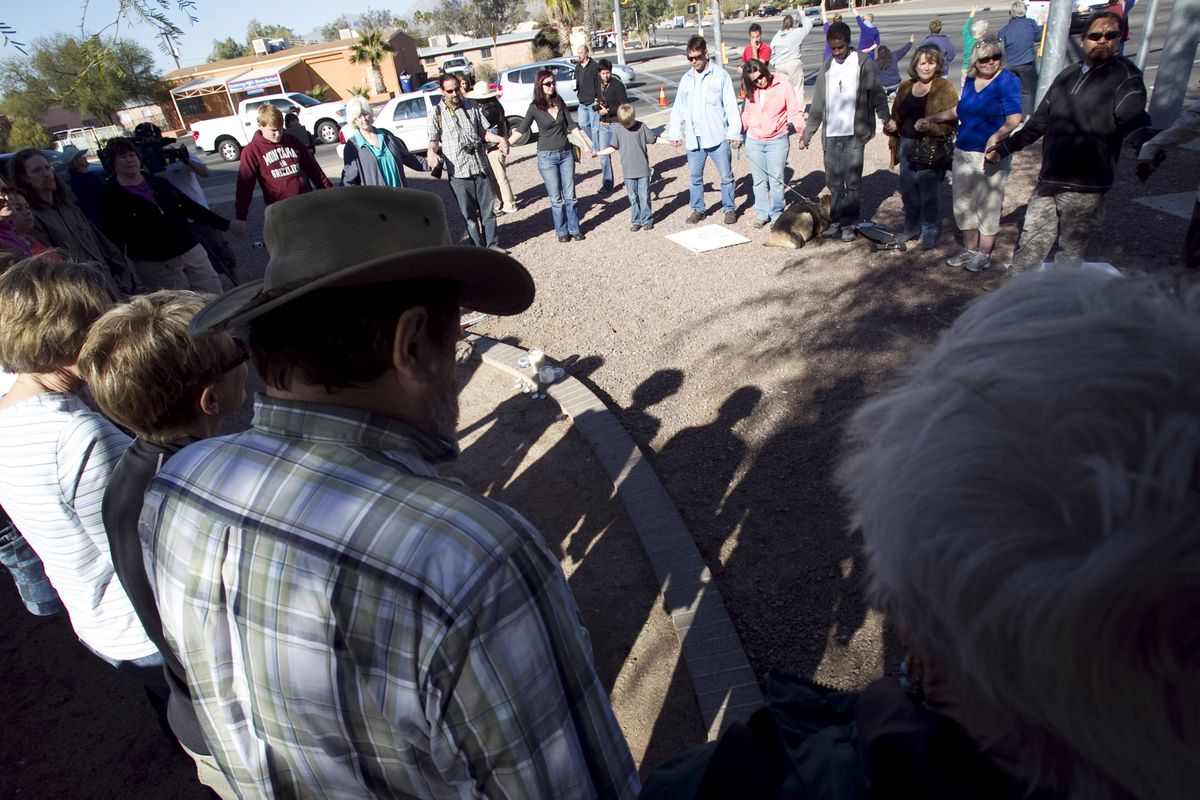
[191,92,347,162]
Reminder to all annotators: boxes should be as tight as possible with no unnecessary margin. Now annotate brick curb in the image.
[465,333,763,739]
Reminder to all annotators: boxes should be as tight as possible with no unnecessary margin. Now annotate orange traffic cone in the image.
[657,86,668,107]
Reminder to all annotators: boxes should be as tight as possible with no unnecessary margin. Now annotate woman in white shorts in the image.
[917,36,1023,272]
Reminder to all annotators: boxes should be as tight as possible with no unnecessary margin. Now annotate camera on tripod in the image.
[103,122,191,175]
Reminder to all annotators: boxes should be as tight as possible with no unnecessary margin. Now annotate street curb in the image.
[465,333,764,740]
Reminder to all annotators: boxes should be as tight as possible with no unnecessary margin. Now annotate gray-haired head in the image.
[837,271,1200,800]
[1010,0,1027,17]
[345,95,373,123]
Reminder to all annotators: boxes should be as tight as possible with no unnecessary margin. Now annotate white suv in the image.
[495,60,581,128]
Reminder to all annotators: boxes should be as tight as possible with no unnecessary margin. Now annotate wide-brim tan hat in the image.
[464,80,498,100]
[189,186,534,335]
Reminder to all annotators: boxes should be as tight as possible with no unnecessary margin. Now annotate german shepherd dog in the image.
[763,195,832,249]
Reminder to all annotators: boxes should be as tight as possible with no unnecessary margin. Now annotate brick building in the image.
[164,30,422,131]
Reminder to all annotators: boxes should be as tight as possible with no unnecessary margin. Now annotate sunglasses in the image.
[1085,30,1121,41]
[977,54,1001,64]
[541,81,555,86]
[687,53,707,62]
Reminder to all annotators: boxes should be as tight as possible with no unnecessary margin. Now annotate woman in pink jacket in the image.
[740,59,806,228]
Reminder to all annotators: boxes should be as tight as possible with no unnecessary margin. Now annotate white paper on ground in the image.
[665,224,751,254]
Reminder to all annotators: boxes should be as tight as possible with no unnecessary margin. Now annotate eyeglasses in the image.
[541,81,555,86]
[441,87,459,95]
[977,54,1001,64]
[1085,30,1121,41]
[686,53,707,62]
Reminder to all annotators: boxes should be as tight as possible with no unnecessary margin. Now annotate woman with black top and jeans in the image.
[509,68,595,242]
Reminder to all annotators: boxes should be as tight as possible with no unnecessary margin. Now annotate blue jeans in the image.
[898,137,946,238]
[686,139,735,213]
[598,122,616,187]
[745,131,790,221]
[625,176,652,226]
[577,104,601,166]
[537,148,582,237]
[0,517,62,616]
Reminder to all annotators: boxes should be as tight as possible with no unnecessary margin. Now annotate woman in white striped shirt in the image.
[0,256,161,680]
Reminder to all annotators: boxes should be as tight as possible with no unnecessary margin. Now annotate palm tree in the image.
[544,0,583,52]
[348,29,394,96]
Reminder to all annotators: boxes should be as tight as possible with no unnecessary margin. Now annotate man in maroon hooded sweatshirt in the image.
[231,105,331,235]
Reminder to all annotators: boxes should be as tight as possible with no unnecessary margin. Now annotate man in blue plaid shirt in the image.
[140,187,639,799]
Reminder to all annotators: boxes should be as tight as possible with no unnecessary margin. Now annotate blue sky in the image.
[3,0,423,72]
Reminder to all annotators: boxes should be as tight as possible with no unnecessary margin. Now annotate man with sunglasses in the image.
[666,36,744,225]
[79,290,249,799]
[427,74,510,252]
[987,12,1149,274]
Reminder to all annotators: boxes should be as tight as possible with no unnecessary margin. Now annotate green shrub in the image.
[8,117,51,150]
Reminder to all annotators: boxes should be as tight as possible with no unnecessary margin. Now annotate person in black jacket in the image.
[595,59,628,195]
[78,291,248,800]
[99,137,228,293]
[340,95,428,188]
[987,12,1149,273]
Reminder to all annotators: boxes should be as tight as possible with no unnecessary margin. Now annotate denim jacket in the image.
[666,62,742,149]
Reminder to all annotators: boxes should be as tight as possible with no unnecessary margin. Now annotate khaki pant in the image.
[179,742,240,800]
[131,243,223,294]
[951,149,1011,236]
[1011,191,1106,272]
[486,148,517,211]
[774,60,806,107]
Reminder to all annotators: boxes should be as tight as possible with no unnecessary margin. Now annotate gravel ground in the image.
[212,127,1197,690]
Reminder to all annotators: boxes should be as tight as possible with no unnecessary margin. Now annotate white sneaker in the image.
[963,251,992,273]
[946,249,976,268]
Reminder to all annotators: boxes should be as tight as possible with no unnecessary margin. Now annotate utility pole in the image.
[614,1,627,65]
[1147,0,1199,126]
[162,32,182,71]
[711,0,723,64]
[1035,0,1073,108]
[1133,0,1161,70]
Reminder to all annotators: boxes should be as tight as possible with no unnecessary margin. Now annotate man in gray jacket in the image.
[800,22,891,241]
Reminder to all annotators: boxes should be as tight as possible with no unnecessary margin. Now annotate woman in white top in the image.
[770,13,816,104]
[0,256,159,676]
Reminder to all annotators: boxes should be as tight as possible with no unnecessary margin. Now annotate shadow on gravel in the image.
[446,356,705,775]
[643,253,977,685]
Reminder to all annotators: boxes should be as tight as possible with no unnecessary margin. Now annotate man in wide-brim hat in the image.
[464,79,520,215]
[140,186,640,799]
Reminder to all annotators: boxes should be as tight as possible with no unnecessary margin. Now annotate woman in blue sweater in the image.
[918,36,1023,273]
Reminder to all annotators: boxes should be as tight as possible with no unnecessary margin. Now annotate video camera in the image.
[102,122,191,175]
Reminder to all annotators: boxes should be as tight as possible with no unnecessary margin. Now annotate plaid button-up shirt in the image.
[427,98,490,178]
[140,396,639,799]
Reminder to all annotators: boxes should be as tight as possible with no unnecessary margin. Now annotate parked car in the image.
[568,57,635,85]
[495,60,582,129]
[439,56,476,84]
[419,79,441,93]
[758,5,782,17]
[334,90,443,160]
[190,92,347,162]
[0,149,106,177]
[1070,0,1109,31]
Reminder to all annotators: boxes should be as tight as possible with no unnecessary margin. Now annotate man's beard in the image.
[427,365,461,453]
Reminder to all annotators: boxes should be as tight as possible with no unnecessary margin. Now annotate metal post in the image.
[1148,0,1200,126]
[1134,0,1161,70]
[1036,0,1074,108]
[711,0,724,62]
[614,5,627,65]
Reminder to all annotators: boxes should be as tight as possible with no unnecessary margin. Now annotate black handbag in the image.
[907,133,955,171]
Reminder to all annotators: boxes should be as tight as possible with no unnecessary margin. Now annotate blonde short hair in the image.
[616,103,637,129]
[0,256,113,373]
[78,291,238,444]
[257,103,284,128]
[967,36,1006,78]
